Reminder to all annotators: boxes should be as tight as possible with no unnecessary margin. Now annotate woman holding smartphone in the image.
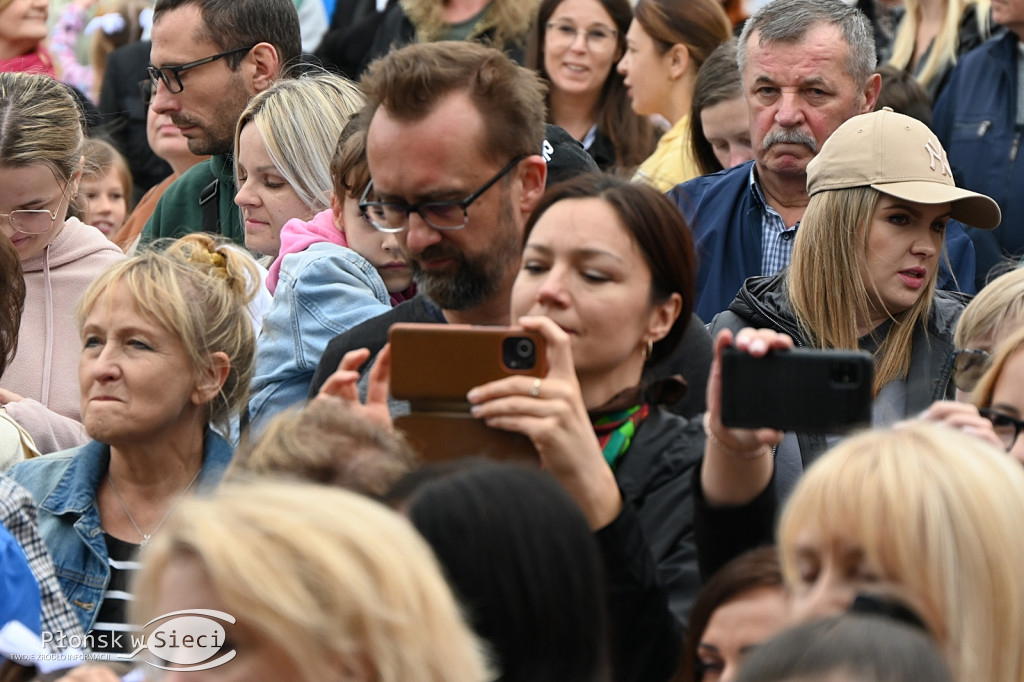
[704,108,1000,487]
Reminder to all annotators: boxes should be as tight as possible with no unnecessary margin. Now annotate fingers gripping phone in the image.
[388,323,548,462]
[720,347,874,433]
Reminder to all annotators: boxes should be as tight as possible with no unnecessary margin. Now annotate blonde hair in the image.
[234,70,364,213]
[778,421,1024,682]
[953,266,1024,350]
[230,398,415,498]
[76,234,258,431]
[886,0,991,93]
[133,480,493,682]
[789,186,938,395]
[971,325,1024,410]
[402,0,540,48]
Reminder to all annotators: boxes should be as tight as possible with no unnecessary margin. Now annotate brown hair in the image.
[360,41,547,167]
[633,0,731,66]
[329,110,370,202]
[690,37,743,176]
[0,237,25,378]
[230,397,416,498]
[523,173,695,364]
[679,547,783,682]
[526,0,656,174]
[81,137,134,213]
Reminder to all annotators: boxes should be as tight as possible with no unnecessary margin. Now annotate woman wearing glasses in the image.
[919,266,1024,454]
[971,326,1024,464]
[526,0,656,175]
[0,72,124,454]
[615,0,732,191]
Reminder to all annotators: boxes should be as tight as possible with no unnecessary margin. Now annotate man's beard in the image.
[410,191,521,311]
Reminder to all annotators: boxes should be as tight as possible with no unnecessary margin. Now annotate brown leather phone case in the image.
[388,323,547,463]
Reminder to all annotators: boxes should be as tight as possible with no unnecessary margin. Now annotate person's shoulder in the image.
[325,297,434,353]
[286,242,378,278]
[929,289,969,334]
[667,162,753,215]
[6,446,80,498]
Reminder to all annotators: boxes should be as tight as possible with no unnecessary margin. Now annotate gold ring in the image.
[529,378,542,398]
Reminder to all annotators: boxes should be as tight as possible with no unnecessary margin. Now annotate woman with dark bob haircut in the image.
[388,459,611,682]
[333,174,706,651]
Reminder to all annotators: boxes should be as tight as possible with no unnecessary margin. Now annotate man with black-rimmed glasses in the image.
[140,0,301,245]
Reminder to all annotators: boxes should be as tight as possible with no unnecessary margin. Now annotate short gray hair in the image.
[737,0,876,86]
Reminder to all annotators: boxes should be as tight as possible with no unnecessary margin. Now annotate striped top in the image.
[89,534,142,658]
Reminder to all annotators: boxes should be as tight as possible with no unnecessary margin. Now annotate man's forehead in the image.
[743,24,852,81]
[150,5,211,60]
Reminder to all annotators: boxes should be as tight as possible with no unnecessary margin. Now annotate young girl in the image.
[243,79,415,436]
[78,137,132,240]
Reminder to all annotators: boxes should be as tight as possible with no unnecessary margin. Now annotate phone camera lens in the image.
[503,337,536,370]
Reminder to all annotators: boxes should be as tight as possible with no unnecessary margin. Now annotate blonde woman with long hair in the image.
[885,0,992,101]
[706,108,1000,479]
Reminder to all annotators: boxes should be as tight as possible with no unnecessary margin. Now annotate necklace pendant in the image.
[141,534,151,547]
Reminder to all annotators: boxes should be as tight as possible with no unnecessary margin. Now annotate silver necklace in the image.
[106,468,201,547]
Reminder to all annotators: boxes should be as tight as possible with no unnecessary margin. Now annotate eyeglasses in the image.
[359,155,528,233]
[979,408,1024,452]
[1,176,74,235]
[545,21,618,50]
[947,348,992,393]
[147,45,255,95]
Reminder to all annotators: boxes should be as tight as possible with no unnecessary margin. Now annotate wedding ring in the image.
[529,378,542,398]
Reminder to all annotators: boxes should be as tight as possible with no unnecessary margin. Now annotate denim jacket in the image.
[5,430,233,633]
[247,242,392,435]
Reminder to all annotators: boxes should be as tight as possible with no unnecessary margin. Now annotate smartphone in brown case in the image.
[388,323,548,463]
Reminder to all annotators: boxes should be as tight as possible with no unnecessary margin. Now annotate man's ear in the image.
[247,42,280,94]
[518,155,548,216]
[192,351,231,407]
[861,72,882,113]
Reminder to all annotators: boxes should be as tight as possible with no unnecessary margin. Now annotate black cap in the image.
[543,123,600,187]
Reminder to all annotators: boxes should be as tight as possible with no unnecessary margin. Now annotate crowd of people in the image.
[0,0,1023,679]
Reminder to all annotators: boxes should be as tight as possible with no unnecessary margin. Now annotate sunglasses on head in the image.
[947,348,991,393]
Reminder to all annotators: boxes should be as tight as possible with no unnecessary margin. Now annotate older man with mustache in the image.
[669,0,977,322]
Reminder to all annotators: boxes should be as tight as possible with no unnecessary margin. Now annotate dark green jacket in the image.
[139,153,244,246]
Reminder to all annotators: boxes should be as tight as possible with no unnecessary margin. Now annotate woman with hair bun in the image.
[8,233,258,656]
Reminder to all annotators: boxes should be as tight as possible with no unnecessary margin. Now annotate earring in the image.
[642,339,653,362]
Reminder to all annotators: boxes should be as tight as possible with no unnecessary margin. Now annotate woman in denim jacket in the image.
[7,234,258,655]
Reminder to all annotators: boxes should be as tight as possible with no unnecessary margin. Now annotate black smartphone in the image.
[720,347,874,432]
[388,324,548,462]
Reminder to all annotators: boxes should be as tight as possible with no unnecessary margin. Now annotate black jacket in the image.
[708,272,965,465]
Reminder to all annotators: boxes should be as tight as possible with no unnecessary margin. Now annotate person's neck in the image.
[443,0,489,23]
[167,153,210,177]
[756,163,809,226]
[577,355,646,411]
[0,40,35,63]
[549,90,600,142]
[107,422,207,494]
[662,72,695,126]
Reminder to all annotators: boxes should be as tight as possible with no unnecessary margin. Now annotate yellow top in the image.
[632,114,700,193]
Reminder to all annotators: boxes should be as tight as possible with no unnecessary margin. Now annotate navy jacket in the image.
[669,161,978,322]
[933,31,1024,289]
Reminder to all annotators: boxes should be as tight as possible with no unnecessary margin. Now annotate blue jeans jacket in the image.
[5,430,233,633]
[247,241,391,436]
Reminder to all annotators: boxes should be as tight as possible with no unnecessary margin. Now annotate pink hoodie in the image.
[266,210,347,295]
[4,218,124,453]
[266,209,416,304]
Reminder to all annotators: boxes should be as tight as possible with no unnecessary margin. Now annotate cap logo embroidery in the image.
[924,139,952,177]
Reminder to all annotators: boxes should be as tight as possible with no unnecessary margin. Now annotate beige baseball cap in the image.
[806,107,1001,230]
